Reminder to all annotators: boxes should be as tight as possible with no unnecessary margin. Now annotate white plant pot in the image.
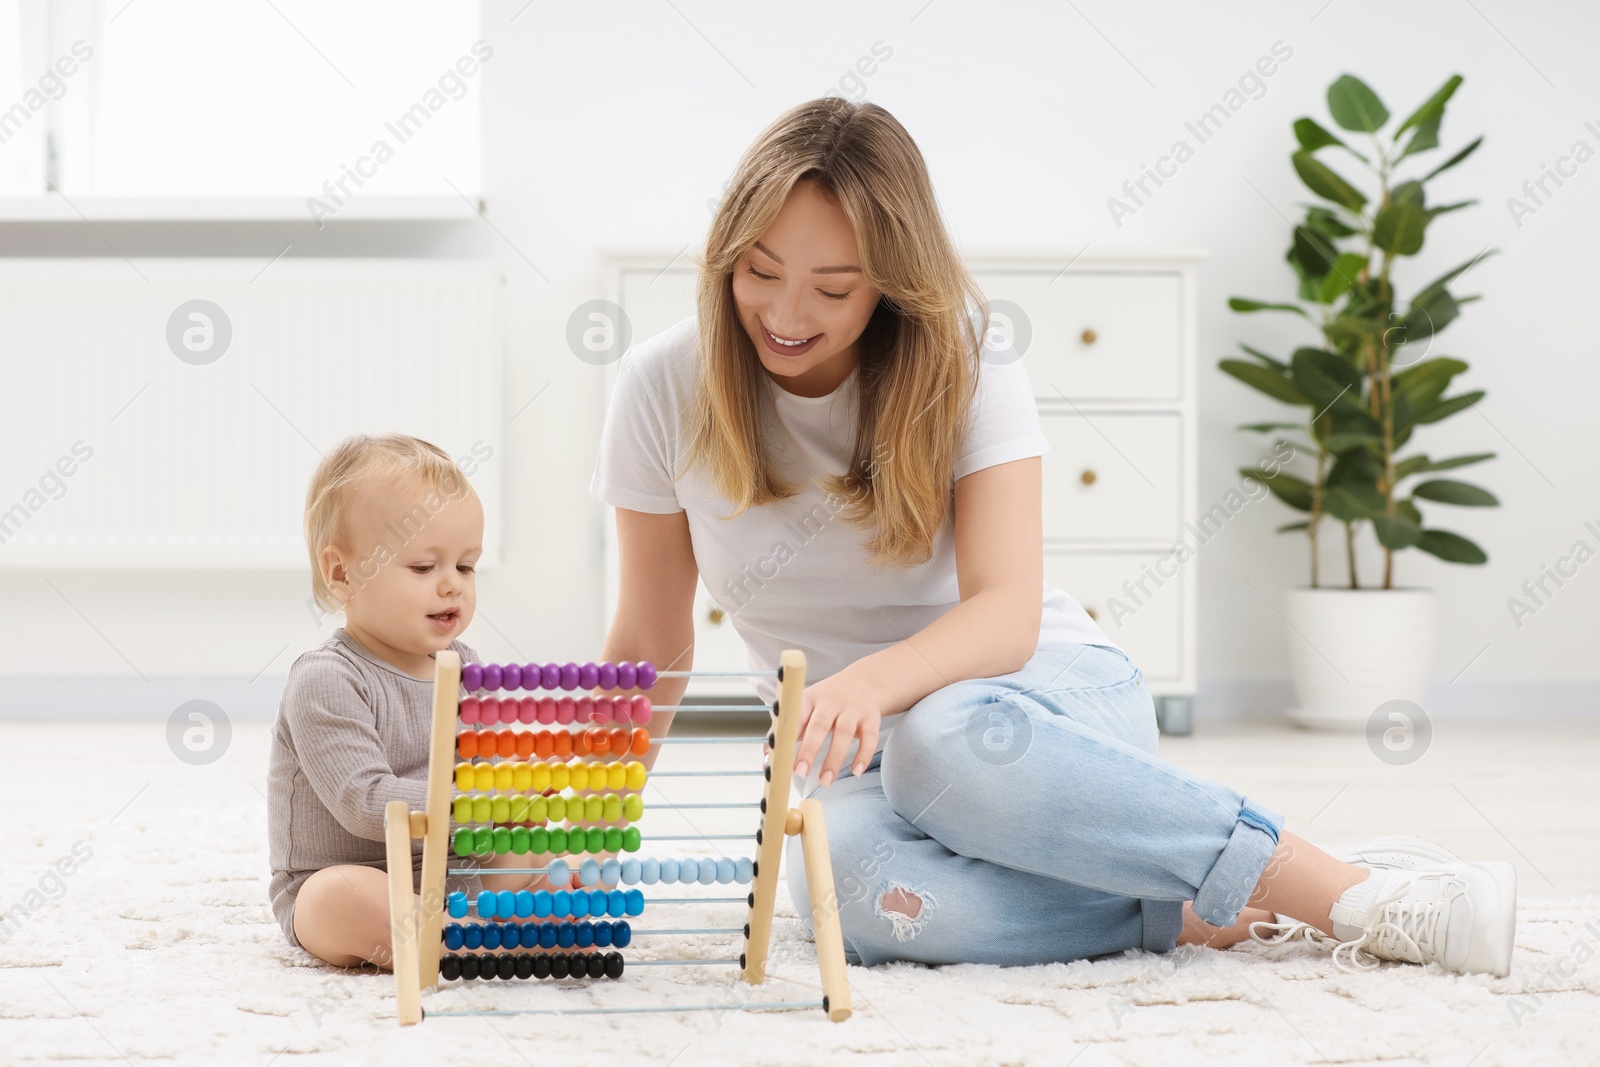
[1283,587,1437,731]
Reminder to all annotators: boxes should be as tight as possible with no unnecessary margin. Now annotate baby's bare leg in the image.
[293,865,400,969]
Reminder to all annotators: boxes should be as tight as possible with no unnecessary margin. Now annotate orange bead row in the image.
[457,727,652,762]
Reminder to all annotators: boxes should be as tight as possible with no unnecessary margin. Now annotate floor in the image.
[2,716,1597,1066]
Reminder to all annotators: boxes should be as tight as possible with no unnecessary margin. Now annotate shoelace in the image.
[1247,917,1337,949]
[1248,873,1464,974]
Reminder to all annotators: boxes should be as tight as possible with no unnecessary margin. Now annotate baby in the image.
[267,433,520,969]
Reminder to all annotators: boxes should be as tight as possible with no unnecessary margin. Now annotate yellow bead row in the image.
[453,759,648,795]
[451,791,645,826]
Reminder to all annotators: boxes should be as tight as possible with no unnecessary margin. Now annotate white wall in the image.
[4,0,1596,717]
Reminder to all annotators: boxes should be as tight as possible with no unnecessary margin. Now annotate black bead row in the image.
[439,950,625,981]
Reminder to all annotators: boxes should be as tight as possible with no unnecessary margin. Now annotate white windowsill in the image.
[0,194,483,222]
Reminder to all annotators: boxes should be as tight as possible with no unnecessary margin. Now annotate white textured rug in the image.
[5,802,1599,1067]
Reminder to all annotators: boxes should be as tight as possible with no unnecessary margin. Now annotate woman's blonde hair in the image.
[684,97,986,567]
[303,433,473,613]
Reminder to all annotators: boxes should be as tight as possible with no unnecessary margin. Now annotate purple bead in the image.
[617,662,637,689]
[579,662,599,689]
[559,662,580,690]
[462,663,483,691]
[524,664,541,691]
[501,663,521,690]
[482,663,502,691]
[598,662,618,689]
[636,661,657,689]
[542,662,561,689]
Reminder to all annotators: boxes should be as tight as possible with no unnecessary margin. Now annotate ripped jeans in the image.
[784,642,1286,966]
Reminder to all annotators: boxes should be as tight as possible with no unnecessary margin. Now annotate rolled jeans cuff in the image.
[1190,797,1286,927]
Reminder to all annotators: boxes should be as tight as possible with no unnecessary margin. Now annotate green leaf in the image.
[1399,288,1460,344]
[1422,136,1483,181]
[1324,482,1386,522]
[1229,297,1310,317]
[1294,117,1345,152]
[1276,521,1312,533]
[1372,511,1423,549]
[1396,112,1442,162]
[1240,344,1289,370]
[1322,429,1384,454]
[1292,151,1368,211]
[1396,498,1423,526]
[1220,360,1311,405]
[1291,347,1364,414]
[1237,421,1305,433]
[1288,225,1340,280]
[1241,467,1315,511]
[1414,529,1488,564]
[1426,199,1478,220]
[1414,389,1484,424]
[1317,252,1369,304]
[1412,479,1499,506]
[1412,251,1497,309]
[1391,180,1426,209]
[1327,74,1390,133]
[1394,452,1495,480]
[1305,206,1361,238]
[1329,446,1383,487]
[1373,201,1428,255]
[1394,75,1463,140]
[1393,357,1469,410]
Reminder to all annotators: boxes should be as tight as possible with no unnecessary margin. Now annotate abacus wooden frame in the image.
[382,647,852,1024]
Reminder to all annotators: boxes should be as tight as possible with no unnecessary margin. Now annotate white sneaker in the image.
[1325,861,1517,977]
[1248,835,1460,952]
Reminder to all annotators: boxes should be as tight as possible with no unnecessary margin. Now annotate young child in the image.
[267,433,512,969]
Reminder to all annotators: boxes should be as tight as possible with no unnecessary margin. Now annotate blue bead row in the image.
[443,919,633,952]
[447,887,646,921]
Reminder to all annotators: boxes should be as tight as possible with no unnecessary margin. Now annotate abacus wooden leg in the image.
[798,798,852,1022]
[417,649,462,990]
[384,799,423,1026]
[742,648,806,985]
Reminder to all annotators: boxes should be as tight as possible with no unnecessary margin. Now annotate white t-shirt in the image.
[589,315,1120,789]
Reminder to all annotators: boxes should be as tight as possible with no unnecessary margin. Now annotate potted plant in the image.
[1220,72,1498,730]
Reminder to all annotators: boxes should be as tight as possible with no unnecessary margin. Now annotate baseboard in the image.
[1195,677,1600,720]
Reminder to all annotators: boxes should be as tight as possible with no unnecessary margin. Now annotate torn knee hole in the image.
[879,887,922,919]
[874,882,936,941]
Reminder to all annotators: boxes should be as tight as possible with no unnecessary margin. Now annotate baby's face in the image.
[331,472,482,660]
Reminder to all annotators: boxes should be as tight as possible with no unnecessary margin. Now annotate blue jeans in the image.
[784,642,1285,966]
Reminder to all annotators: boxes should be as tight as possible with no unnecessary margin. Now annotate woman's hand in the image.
[792,666,886,787]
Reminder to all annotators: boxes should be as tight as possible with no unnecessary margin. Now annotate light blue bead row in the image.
[545,855,754,887]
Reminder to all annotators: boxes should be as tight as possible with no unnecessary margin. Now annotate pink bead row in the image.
[458,694,654,727]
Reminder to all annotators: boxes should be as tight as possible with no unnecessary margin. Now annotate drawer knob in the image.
[1080,328,1098,346]
[707,604,726,625]
[1080,469,1097,486]
[1085,606,1098,621]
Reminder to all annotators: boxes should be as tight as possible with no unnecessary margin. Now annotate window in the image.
[0,0,481,201]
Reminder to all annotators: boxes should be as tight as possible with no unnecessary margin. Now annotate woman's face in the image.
[730,179,881,398]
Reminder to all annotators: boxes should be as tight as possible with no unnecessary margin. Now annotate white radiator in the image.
[0,259,506,567]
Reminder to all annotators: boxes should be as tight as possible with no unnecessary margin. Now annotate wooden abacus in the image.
[382,648,852,1023]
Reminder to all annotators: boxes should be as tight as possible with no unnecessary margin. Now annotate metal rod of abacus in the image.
[425,999,824,1018]
[627,958,740,966]
[647,770,764,777]
[651,704,771,711]
[657,670,778,677]
[651,736,765,744]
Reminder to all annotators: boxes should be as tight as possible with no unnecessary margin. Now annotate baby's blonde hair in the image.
[304,433,474,613]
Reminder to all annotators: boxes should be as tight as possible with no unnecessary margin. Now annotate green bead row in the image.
[452,824,643,858]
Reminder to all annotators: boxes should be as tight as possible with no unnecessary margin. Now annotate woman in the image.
[589,97,1516,976]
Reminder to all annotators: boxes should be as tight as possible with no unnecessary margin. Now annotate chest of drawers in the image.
[598,249,1204,734]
